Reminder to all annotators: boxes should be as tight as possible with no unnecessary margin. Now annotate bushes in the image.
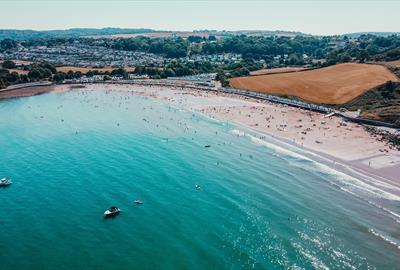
[134,61,215,79]
[0,62,58,88]
[2,60,16,69]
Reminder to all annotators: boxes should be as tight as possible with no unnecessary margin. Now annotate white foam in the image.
[311,162,400,202]
[245,133,400,203]
[368,229,400,249]
[248,134,313,162]
[229,129,245,137]
[293,243,330,270]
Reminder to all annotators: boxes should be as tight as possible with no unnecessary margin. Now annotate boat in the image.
[0,177,12,187]
[104,206,120,217]
[195,184,201,190]
[134,200,143,205]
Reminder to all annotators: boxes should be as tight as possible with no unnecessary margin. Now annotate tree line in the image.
[0,61,59,89]
[9,34,400,64]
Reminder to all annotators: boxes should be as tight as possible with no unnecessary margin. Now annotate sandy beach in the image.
[197,98,400,184]
[4,82,400,185]
[89,83,400,185]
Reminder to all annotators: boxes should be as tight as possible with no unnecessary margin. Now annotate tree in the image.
[28,69,42,80]
[20,74,29,83]
[386,49,400,61]
[66,70,74,79]
[366,44,379,55]
[74,71,82,79]
[53,72,66,83]
[6,71,20,83]
[395,119,400,128]
[111,68,127,78]
[339,53,351,63]
[0,39,17,52]
[216,69,230,87]
[0,78,7,89]
[86,70,95,77]
[188,36,202,43]
[2,60,16,69]
[163,68,176,77]
[38,62,56,74]
[208,35,217,41]
[357,50,370,62]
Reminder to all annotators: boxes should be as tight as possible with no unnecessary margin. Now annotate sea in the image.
[0,89,399,269]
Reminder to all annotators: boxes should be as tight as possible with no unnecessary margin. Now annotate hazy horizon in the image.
[1,0,399,36]
[1,27,399,36]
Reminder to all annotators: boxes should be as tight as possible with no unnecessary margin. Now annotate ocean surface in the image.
[0,89,399,270]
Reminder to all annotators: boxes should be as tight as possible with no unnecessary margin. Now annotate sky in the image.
[0,0,399,35]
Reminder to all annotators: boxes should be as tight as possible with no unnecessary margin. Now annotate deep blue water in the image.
[0,90,399,269]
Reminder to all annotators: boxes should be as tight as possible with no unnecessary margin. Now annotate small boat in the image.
[0,177,12,187]
[104,206,120,218]
[204,145,211,148]
[195,184,201,190]
[134,200,143,205]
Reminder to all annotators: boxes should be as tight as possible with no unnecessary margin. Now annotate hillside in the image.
[0,28,156,40]
[383,60,400,68]
[230,63,399,104]
[344,81,400,125]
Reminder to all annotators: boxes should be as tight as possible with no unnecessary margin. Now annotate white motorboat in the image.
[0,177,12,187]
[134,200,143,205]
[104,206,120,217]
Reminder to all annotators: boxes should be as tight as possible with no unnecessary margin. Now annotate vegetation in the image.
[2,33,399,84]
[110,36,188,58]
[0,28,156,41]
[96,34,400,64]
[0,39,17,52]
[16,34,399,65]
[344,81,400,126]
[134,60,214,78]
[1,60,16,69]
[0,62,58,89]
[1,33,400,122]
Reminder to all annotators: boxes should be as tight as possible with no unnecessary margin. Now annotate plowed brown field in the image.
[230,63,399,104]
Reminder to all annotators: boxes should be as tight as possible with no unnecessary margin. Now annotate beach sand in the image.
[86,83,400,184]
[4,82,400,185]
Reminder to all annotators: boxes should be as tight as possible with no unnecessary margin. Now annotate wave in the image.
[326,181,400,224]
[293,242,330,270]
[240,131,400,203]
[304,160,400,202]
[247,134,313,162]
[229,129,245,137]
[368,229,400,250]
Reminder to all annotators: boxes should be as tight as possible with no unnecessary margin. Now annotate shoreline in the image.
[0,84,56,100]
[192,103,400,203]
[2,82,399,189]
[229,117,400,187]
[189,99,400,182]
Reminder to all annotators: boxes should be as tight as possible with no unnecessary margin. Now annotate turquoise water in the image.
[0,90,399,269]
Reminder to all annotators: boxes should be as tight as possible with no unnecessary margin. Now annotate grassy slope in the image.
[343,81,400,125]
